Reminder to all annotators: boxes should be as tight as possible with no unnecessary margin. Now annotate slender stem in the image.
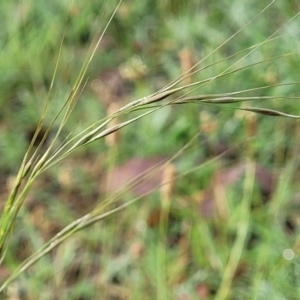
[215,159,255,300]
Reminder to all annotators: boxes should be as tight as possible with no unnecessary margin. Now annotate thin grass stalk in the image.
[156,164,175,300]
[215,159,255,300]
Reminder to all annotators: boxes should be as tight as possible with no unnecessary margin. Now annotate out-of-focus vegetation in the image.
[0,0,300,299]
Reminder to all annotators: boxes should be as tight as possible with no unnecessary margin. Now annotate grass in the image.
[0,0,300,299]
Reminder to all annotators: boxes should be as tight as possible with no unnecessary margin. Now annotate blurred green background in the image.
[0,0,300,299]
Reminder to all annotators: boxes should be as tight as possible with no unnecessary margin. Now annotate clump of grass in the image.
[1,0,300,298]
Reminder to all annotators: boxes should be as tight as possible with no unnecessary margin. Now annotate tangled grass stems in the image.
[0,0,122,260]
[20,33,300,175]
[1,0,300,295]
[160,0,276,93]
[0,132,245,292]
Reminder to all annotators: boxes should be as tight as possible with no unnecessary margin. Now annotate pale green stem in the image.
[214,159,255,300]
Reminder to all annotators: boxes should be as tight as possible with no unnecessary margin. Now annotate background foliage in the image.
[0,0,300,299]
